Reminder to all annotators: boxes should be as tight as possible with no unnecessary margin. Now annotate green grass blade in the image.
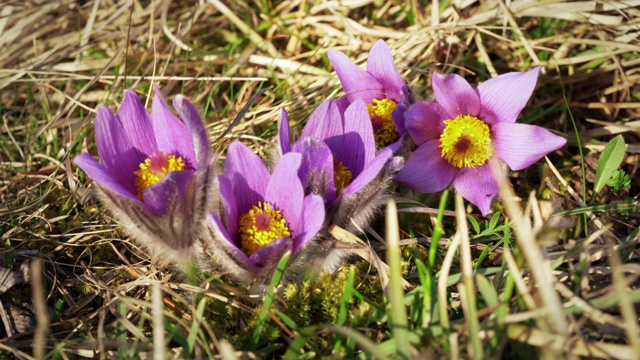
[386,199,411,359]
[429,190,449,269]
[553,203,639,216]
[423,190,449,327]
[332,266,356,353]
[185,297,207,356]
[414,258,431,327]
[565,95,588,235]
[250,251,291,350]
[325,325,390,360]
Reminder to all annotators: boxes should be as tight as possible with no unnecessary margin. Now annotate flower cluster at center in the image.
[134,152,186,199]
[238,202,291,256]
[367,98,399,147]
[439,115,493,168]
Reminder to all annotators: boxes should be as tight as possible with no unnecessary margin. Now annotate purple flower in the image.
[396,67,567,215]
[328,40,410,149]
[279,99,403,233]
[202,141,325,281]
[74,89,215,260]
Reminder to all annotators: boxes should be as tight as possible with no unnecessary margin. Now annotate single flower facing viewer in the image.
[395,67,566,215]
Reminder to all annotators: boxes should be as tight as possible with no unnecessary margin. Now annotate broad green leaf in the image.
[594,135,626,195]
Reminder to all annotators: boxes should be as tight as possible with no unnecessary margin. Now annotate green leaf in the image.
[467,215,481,234]
[250,251,291,350]
[606,169,632,191]
[476,274,499,307]
[186,297,207,356]
[488,212,501,231]
[594,135,626,196]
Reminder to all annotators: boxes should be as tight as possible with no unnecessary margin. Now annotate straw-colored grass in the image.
[1,0,639,358]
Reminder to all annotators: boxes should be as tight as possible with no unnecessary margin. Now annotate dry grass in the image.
[1,0,639,358]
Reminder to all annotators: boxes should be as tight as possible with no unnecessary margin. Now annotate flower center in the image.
[439,115,493,168]
[333,160,353,195]
[367,98,400,147]
[238,202,291,256]
[134,152,186,199]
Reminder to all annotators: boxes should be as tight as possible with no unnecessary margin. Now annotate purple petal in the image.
[142,170,195,215]
[74,153,139,201]
[432,73,480,118]
[292,137,337,204]
[367,40,404,101]
[452,164,498,216]
[118,90,158,155]
[404,101,448,146]
[293,194,325,253]
[492,122,566,170]
[341,100,375,176]
[249,237,293,268]
[328,49,384,104]
[279,108,291,155]
[95,106,142,194]
[224,141,269,214]
[478,67,541,124]
[173,95,210,169]
[334,96,350,114]
[218,176,239,243]
[151,89,196,168]
[395,140,458,193]
[301,100,344,154]
[391,101,407,136]
[265,152,304,236]
[343,148,392,197]
[207,213,259,273]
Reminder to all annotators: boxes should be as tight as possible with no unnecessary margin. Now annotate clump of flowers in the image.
[73,42,570,289]
[75,88,216,261]
[328,40,411,149]
[200,141,325,283]
[277,99,404,272]
[395,67,567,215]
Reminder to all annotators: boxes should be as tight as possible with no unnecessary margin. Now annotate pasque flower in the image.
[279,99,404,233]
[75,89,215,260]
[201,141,325,282]
[328,40,410,149]
[395,67,566,215]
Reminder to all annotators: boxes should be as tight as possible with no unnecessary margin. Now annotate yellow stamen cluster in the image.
[238,202,291,256]
[439,115,493,168]
[367,98,400,147]
[334,161,353,194]
[134,152,186,199]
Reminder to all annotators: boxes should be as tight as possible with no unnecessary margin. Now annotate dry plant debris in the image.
[0,0,639,358]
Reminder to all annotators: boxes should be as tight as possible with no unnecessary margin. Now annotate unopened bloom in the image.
[328,40,410,149]
[75,89,215,260]
[396,67,566,215]
[279,100,403,233]
[202,141,325,282]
